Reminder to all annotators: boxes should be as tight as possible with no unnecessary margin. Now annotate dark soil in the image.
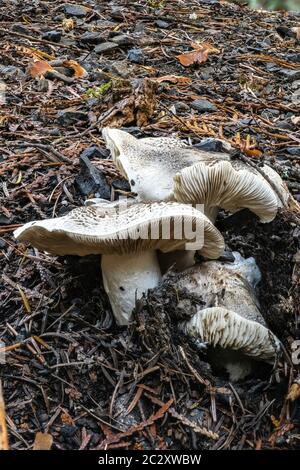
[0,0,299,450]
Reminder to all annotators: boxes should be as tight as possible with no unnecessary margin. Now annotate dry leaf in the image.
[61,411,75,426]
[33,432,53,450]
[177,42,219,67]
[155,75,192,84]
[63,60,88,78]
[28,60,53,78]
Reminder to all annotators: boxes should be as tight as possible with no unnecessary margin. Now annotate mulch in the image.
[0,0,300,450]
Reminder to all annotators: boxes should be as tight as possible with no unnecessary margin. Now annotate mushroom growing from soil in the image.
[14,201,224,326]
[171,252,281,380]
[102,128,291,224]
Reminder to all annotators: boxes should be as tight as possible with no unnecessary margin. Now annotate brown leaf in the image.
[62,60,88,78]
[177,42,219,67]
[61,410,75,426]
[33,432,53,450]
[28,60,53,78]
[155,75,192,84]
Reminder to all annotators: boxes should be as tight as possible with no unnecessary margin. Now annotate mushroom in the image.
[14,201,224,326]
[102,127,227,202]
[170,252,280,380]
[174,160,284,223]
[180,307,280,380]
[102,127,291,223]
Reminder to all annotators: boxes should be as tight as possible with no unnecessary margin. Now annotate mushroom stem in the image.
[101,251,162,326]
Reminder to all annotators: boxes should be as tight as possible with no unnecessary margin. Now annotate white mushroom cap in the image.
[172,252,263,324]
[102,127,229,201]
[14,201,225,326]
[174,160,279,223]
[180,307,280,362]
[14,201,224,258]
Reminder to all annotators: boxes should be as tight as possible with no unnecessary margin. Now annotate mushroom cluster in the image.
[14,128,293,379]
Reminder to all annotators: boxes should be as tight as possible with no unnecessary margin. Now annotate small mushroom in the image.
[172,252,280,380]
[14,201,224,326]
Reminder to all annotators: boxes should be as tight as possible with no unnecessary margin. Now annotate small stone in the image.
[155,20,171,29]
[0,65,25,79]
[94,42,119,54]
[175,101,190,112]
[47,128,61,136]
[57,109,89,126]
[286,53,300,63]
[0,215,12,225]
[280,69,300,81]
[75,155,111,199]
[194,138,232,153]
[127,48,145,64]
[80,31,104,45]
[277,120,294,131]
[286,147,300,156]
[63,3,88,17]
[42,30,62,42]
[191,99,217,113]
[110,60,132,78]
[110,34,134,46]
[81,146,108,160]
[11,24,29,34]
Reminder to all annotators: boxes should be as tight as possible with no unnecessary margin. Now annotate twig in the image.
[0,27,82,51]
[18,143,73,164]
[0,381,9,450]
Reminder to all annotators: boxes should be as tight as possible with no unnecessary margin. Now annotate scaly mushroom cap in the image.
[173,251,263,323]
[14,201,225,259]
[180,307,280,361]
[102,127,229,201]
[174,160,279,222]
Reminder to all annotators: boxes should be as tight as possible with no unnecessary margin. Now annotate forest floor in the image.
[0,0,300,450]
